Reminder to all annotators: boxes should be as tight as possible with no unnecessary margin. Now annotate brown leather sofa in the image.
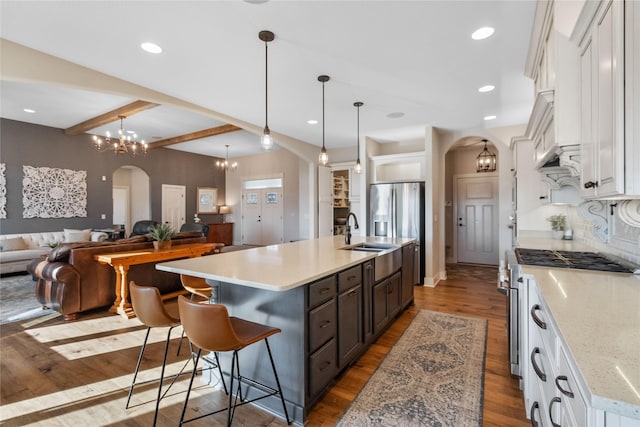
[27,232,210,320]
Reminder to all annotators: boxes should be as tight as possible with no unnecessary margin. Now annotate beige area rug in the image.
[0,274,55,324]
[337,310,487,427]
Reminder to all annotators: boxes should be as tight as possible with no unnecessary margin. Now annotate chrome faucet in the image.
[344,212,359,245]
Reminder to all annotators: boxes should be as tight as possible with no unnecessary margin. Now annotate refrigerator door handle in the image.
[391,187,396,237]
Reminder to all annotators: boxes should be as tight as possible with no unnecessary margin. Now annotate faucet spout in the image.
[344,212,359,245]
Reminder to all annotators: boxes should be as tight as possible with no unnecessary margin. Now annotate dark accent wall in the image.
[0,118,225,234]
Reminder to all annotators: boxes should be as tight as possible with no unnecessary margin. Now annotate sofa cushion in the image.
[0,247,50,262]
[0,237,28,252]
[64,228,92,243]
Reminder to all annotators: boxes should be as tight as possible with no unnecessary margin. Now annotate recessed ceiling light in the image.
[387,112,404,119]
[23,108,35,113]
[484,115,497,121]
[478,85,495,93]
[307,119,318,125]
[472,27,495,40]
[141,42,162,54]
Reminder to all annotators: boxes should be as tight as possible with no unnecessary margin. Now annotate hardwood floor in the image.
[0,264,528,426]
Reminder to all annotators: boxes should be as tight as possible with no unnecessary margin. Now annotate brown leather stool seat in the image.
[178,296,291,426]
[180,274,212,301]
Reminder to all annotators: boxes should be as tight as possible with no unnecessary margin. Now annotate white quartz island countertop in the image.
[521,264,640,420]
[156,235,415,291]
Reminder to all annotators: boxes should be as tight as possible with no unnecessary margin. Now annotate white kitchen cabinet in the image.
[574,0,640,198]
[524,276,640,427]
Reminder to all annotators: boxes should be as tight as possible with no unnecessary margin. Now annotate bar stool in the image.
[126,282,223,426]
[177,296,291,426]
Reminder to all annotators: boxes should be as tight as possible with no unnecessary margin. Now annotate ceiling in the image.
[0,1,536,160]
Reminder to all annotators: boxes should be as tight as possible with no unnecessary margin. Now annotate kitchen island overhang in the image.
[156,235,417,425]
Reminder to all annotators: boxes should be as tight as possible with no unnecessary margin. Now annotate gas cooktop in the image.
[514,248,634,273]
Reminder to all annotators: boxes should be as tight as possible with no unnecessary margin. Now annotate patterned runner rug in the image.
[0,274,54,324]
[337,310,487,427]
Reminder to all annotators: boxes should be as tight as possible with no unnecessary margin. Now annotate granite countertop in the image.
[521,265,640,420]
[156,235,414,291]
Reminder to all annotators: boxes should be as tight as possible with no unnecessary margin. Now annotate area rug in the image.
[0,274,54,324]
[336,310,487,427]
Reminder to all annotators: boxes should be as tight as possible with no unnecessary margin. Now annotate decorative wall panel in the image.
[22,165,87,218]
[0,163,6,219]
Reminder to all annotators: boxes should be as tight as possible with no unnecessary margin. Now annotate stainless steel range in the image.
[498,247,636,385]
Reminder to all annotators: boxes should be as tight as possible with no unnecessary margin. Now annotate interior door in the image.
[161,184,185,231]
[456,175,499,265]
[112,186,130,234]
[242,190,262,245]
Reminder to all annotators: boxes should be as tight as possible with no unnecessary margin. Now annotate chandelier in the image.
[216,145,238,171]
[476,139,496,172]
[92,115,147,156]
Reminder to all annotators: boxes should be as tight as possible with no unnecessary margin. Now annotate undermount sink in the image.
[343,243,397,252]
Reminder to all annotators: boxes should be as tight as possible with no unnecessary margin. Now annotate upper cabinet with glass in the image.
[571,0,640,199]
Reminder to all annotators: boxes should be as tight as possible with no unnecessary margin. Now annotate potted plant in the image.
[546,214,567,239]
[149,223,174,250]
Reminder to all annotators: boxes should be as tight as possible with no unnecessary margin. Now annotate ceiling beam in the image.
[64,100,159,136]
[149,124,242,149]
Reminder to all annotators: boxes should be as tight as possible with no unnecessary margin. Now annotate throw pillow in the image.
[0,237,28,252]
[64,228,92,243]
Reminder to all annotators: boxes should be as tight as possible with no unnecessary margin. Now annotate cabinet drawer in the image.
[308,338,337,398]
[309,299,337,353]
[309,276,336,307]
[338,265,361,293]
[557,344,587,427]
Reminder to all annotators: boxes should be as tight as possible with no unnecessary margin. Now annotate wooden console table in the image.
[95,243,222,319]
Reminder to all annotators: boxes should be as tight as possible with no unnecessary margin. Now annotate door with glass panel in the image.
[241,177,284,246]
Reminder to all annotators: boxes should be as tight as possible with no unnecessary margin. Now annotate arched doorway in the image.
[444,138,500,265]
[112,166,150,236]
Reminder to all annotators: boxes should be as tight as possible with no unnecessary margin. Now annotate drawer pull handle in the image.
[319,320,332,329]
[348,289,358,297]
[530,401,540,427]
[319,288,331,294]
[365,263,373,270]
[531,304,547,329]
[531,347,547,382]
[347,275,357,281]
[549,397,561,427]
[555,375,574,398]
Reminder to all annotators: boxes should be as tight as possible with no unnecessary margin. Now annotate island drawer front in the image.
[309,276,337,308]
[309,299,337,353]
[309,338,337,399]
[338,265,362,293]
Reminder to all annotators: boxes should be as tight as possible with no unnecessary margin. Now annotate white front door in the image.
[242,188,284,245]
[162,184,185,232]
[456,175,499,265]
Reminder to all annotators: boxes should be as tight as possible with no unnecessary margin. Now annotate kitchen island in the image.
[156,235,417,425]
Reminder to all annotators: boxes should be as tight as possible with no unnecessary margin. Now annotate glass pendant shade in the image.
[261,126,273,150]
[476,139,497,172]
[319,147,328,165]
[354,160,362,174]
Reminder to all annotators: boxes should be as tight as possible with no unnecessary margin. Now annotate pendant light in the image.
[259,30,275,150]
[353,101,363,174]
[318,75,330,165]
[476,139,497,172]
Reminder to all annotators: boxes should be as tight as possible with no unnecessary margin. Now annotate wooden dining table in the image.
[95,242,223,319]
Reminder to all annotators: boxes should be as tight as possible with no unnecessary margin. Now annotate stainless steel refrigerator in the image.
[369,182,425,284]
